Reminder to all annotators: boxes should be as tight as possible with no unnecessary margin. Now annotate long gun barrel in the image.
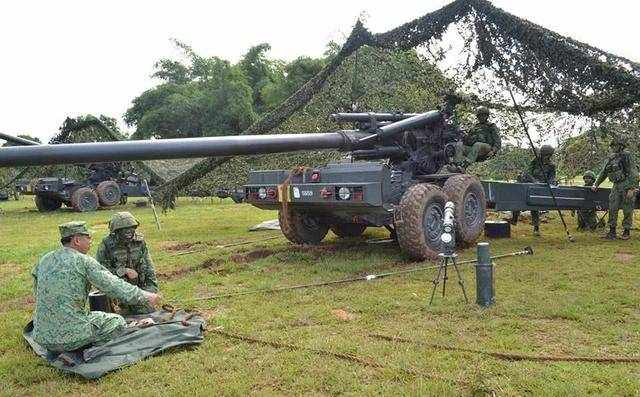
[0,132,40,146]
[0,131,373,167]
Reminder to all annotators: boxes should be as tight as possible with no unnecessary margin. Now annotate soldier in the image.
[577,170,601,231]
[510,145,557,236]
[591,137,639,240]
[96,212,158,314]
[454,106,501,166]
[32,221,160,353]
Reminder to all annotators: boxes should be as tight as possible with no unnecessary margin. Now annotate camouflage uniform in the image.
[577,170,600,231]
[96,212,158,315]
[511,145,556,235]
[594,139,638,239]
[454,106,501,165]
[32,221,148,352]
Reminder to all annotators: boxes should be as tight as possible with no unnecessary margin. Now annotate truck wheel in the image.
[96,181,122,207]
[278,207,329,245]
[330,223,367,238]
[71,187,99,212]
[443,175,486,245]
[395,183,447,260]
[34,195,62,212]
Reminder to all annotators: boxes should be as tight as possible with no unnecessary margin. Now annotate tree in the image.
[125,41,257,139]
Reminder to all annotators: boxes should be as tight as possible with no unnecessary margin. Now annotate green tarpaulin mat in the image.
[24,309,206,379]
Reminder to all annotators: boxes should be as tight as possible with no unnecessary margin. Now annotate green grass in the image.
[1,196,639,396]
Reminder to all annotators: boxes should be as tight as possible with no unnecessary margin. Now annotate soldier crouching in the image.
[96,212,159,314]
[31,221,160,352]
[577,170,601,231]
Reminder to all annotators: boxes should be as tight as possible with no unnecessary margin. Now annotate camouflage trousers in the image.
[577,209,600,231]
[43,311,125,352]
[609,187,635,229]
[454,142,493,164]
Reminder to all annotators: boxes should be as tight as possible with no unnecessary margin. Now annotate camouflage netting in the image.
[128,0,640,207]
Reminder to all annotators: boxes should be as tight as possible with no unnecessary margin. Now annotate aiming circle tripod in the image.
[429,252,469,305]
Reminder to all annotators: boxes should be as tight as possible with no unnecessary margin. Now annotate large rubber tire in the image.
[71,187,99,212]
[330,223,367,238]
[443,174,486,245]
[96,181,122,207]
[395,183,448,260]
[34,195,62,212]
[278,207,329,245]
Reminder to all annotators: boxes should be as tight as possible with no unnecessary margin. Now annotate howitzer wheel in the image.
[34,195,62,212]
[71,187,99,212]
[443,174,486,245]
[278,207,329,245]
[395,183,447,260]
[330,223,367,238]
[96,181,122,207]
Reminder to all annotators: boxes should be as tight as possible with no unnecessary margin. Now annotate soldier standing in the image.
[32,221,159,352]
[510,145,557,236]
[577,170,601,231]
[592,137,639,240]
[96,212,159,314]
[454,106,501,166]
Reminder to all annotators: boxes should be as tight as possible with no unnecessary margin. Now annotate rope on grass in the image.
[210,328,480,389]
[369,333,640,364]
[175,247,533,302]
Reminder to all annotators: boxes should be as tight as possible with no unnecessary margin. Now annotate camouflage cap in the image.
[539,145,555,156]
[109,211,139,232]
[59,221,93,239]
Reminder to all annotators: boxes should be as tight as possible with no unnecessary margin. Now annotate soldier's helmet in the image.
[583,170,596,182]
[539,145,555,157]
[109,211,139,233]
[476,106,490,116]
[609,136,627,148]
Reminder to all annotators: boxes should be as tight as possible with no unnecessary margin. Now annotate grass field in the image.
[1,196,639,396]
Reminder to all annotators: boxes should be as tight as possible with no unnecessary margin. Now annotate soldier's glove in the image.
[626,188,638,200]
[124,268,138,280]
[591,186,598,192]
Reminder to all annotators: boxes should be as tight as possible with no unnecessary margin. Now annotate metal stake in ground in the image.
[429,202,468,305]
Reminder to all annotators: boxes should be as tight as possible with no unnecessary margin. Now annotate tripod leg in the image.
[452,258,469,303]
[442,258,448,298]
[429,260,444,305]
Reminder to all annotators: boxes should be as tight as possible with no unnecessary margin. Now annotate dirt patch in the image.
[160,241,202,252]
[231,249,274,263]
[158,258,223,279]
[331,309,356,321]
[0,295,34,313]
[615,252,635,263]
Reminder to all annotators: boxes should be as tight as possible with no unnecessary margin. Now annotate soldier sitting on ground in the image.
[510,145,557,236]
[591,137,639,240]
[32,221,160,353]
[96,212,159,314]
[454,106,501,167]
[577,170,601,231]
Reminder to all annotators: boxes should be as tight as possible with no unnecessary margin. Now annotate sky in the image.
[0,0,639,143]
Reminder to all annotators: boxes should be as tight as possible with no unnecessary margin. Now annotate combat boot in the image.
[533,226,540,237]
[602,227,617,240]
[621,228,631,240]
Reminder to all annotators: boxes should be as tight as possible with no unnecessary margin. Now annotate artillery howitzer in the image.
[1,132,154,212]
[2,98,634,259]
